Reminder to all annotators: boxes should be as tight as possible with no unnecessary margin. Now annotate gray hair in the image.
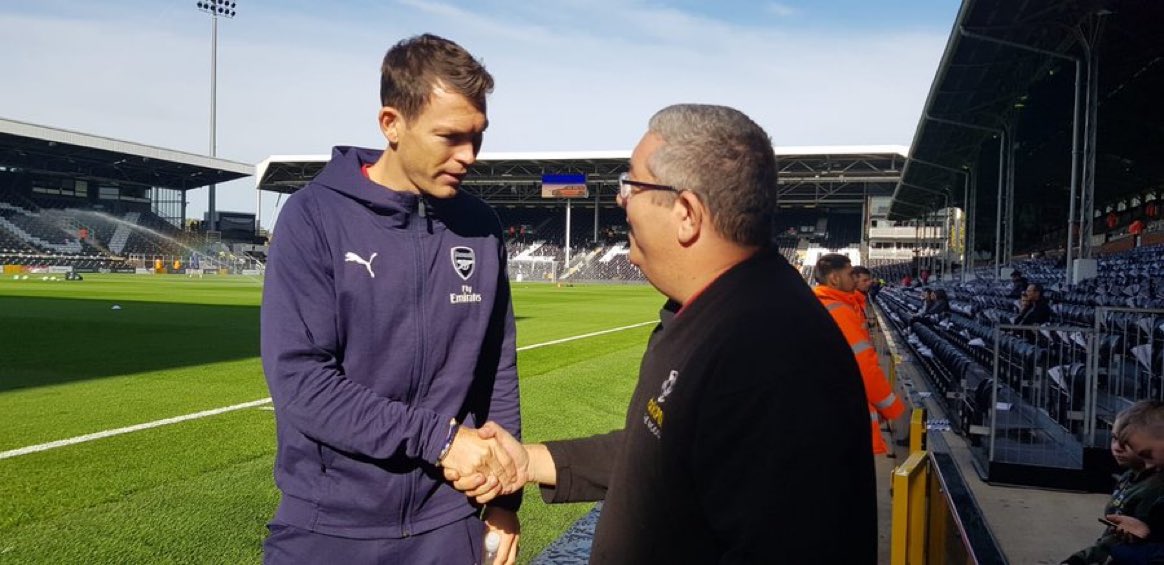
[646,104,778,247]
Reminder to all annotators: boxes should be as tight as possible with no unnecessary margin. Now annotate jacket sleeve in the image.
[482,242,523,512]
[539,430,626,503]
[830,306,905,421]
[1142,495,1164,542]
[261,194,453,463]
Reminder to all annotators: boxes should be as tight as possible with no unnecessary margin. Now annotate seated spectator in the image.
[911,289,950,323]
[927,289,951,316]
[1009,270,1029,299]
[1014,283,1052,325]
[1062,408,1164,565]
[1101,400,1164,563]
[918,289,934,313]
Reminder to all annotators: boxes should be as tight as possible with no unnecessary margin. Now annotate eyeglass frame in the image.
[617,172,680,206]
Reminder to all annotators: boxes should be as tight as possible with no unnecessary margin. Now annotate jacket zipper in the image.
[405,202,433,538]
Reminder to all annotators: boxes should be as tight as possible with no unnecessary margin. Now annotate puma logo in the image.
[344,251,377,278]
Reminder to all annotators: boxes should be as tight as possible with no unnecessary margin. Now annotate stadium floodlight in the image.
[194,0,238,232]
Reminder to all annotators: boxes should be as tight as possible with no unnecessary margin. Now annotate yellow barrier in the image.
[891,451,929,565]
[909,408,925,454]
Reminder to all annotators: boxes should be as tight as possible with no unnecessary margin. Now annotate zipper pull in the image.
[418,198,427,218]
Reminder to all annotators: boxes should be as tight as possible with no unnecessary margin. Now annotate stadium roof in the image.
[256,145,909,207]
[890,0,1164,223]
[0,117,254,190]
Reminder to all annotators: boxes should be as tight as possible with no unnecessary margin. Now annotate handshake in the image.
[438,421,529,503]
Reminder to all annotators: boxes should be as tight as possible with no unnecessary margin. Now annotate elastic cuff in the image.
[421,410,457,464]
[539,442,573,503]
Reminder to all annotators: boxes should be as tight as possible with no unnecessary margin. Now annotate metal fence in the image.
[976,324,1094,471]
[968,308,1164,477]
[1087,307,1164,445]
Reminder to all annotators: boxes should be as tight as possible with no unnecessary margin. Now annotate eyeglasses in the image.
[617,172,678,206]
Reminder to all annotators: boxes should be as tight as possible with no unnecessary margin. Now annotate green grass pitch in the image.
[0,274,663,563]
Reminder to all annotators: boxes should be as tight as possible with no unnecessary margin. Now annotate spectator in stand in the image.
[1014,283,1052,325]
[919,289,934,312]
[1009,270,1029,299]
[920,268,931,285]
[1062,407,1164,565]
[1130,218,1145,248]
[910,289,949,322]
[1102,400,1164,563]
[928,289,951,317]
[901,273,913,287]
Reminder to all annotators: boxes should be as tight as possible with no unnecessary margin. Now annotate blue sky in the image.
[0,0,960,227]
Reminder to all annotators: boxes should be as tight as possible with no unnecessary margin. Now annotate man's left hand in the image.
[483,506,520,565]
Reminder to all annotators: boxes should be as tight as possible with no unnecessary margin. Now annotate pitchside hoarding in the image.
[541,173,588,199]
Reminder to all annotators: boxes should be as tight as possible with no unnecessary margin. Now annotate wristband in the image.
[435,418,459,466]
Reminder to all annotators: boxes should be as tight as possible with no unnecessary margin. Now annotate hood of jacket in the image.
[312,146,470,230]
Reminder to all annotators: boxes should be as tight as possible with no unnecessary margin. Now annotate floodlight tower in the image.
[195,0,237,233]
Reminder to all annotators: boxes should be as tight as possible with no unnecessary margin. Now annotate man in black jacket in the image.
[1014,283,1052,325]
[451,104,878,564]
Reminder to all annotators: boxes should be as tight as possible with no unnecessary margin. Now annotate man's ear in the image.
[674,191,704,246]
[379,107,405,146]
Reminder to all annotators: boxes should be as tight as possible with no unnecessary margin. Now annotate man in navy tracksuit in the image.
[261,34,523,564]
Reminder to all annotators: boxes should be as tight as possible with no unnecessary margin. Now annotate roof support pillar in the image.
[958,26,1083,283]
[908,158,972,281]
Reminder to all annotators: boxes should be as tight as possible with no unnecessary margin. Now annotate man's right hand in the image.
[439,426,517,495]
[477,421,529,489]
[443,422,530,504]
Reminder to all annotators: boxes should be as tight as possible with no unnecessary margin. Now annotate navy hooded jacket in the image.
[261,146,521,539]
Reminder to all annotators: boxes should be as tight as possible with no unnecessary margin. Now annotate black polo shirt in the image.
[542,250,877,564]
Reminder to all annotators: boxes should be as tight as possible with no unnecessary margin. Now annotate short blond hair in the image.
[1117,400,1164,444]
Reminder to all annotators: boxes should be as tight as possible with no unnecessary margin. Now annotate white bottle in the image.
[483,531,501,564]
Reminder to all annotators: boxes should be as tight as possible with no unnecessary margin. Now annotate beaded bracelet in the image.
[435,418,459,466]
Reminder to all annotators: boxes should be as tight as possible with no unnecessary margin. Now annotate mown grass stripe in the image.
[0,320,655,461]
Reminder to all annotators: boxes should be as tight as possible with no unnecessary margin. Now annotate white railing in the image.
[869,226,947,239]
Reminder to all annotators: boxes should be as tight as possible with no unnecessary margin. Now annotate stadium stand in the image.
[873,243,1164,490]
[0,117,254,273]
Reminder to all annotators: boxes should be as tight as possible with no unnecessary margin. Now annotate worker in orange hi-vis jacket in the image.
[851,265,874,326]
[813,253,906,455]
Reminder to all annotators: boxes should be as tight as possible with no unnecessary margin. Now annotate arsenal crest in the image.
[451,246,475,281]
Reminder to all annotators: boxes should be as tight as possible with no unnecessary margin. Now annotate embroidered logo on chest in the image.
[644,370,679,439]
[451,246,475,281]
[344,251,377,278]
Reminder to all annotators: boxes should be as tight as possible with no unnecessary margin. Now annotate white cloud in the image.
[0,2,948,227]
[766,3,799,17]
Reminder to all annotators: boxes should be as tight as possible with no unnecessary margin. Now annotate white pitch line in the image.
[0,398,272,461]
[0,320,656,461]
[515,320,655,352]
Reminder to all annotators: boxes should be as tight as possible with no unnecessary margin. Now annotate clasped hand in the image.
[441,422,528,503]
